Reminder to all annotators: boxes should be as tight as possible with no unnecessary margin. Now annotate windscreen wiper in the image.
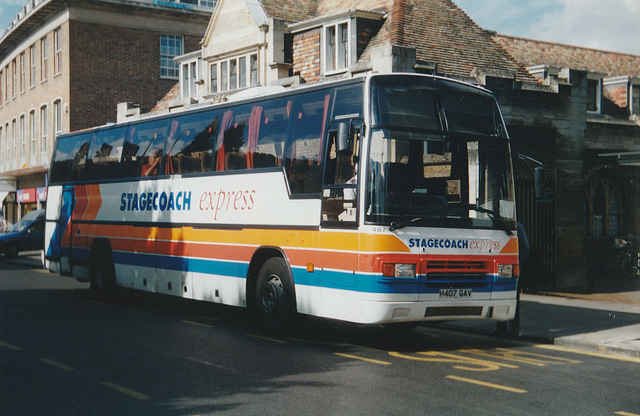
[388,205,451,231]
[464,204,513,236]
[389,217,423,231]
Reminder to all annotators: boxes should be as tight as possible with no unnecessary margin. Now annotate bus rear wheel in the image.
[254,257,296,334]
[90,246,117,298]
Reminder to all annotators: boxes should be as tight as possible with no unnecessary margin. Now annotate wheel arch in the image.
[246,246,294,311]
[90,237,114,263]
[89,237,119,296]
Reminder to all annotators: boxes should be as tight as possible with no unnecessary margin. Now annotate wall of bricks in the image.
[0,20,71,175]
[292,29,321,83]
[69,21,202,131]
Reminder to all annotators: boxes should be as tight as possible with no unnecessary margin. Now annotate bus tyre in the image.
[90,248,117,298]
[254,257,296,334]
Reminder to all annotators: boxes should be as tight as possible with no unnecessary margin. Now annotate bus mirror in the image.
[337,122,350,154]
[534,167,545,199]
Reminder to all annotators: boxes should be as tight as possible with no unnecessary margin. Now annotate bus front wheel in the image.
[254,257,296,333]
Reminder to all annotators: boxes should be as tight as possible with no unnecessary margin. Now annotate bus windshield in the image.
[366,76,516,231]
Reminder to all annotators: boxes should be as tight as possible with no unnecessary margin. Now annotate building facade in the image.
[0,0,213,222]
[493,35,640,285]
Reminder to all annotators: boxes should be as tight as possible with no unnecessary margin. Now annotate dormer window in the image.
[180,60,200,100]
[587,75,602,114]
[177,50,203,101]
[631,81,640,117]
[324,21,350,74]
[209,53,259,94]
[289,9,384,81]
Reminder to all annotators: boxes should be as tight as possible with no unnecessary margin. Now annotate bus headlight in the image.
[383,263,416,278]
[498,264,513,278]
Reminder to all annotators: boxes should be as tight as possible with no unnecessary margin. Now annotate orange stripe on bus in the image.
[499,238,518,255]
[73,185,89,221]
[84,185,102,221]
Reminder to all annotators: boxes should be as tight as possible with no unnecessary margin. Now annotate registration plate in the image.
[439,288,473,298]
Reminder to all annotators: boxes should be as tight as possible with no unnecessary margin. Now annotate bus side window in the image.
[50,135,90,183]
[164,110,218,174]
[251,97,291,169]
[119,119,170,178]
[85,127,126,181]
[285,90,331,195]
[215,106,253,171]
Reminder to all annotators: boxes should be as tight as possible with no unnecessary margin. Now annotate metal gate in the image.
[514,157,556,292]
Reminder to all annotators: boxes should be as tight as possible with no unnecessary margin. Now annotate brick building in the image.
[0,0,213,223]
[130,0,640,292]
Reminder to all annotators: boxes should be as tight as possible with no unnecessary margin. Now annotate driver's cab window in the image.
[322,120,362,223]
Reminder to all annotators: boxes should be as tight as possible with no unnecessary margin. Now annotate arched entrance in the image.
[585,166,636,276]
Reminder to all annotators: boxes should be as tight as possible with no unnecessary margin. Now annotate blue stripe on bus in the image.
[62,248,516,295]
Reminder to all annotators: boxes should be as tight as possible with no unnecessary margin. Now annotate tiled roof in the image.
[493,34,640,78]
[260,0,318,22]
[400,0,531,81]
[260,0,532,82]
[150,82,180,113]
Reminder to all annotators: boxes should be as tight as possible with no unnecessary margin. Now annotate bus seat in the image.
[178,153,206,173]
[225,152,246,170]
[252,152,277,168]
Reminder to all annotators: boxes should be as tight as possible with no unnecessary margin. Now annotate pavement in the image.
[444,276,640,358]
[7,253,640,358]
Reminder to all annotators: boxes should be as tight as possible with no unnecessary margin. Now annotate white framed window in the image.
[4,66,8,102]
[41,36,48,81]
[4,67,7,102]
[11,119,17,169]
[323,21,350,74]
[30,45,36,88]
[40,105,48,155]
[12,59,17,98]
[229,59,237,90]
[631,83,640,117]
[160,34,184,78]
[239,56,246,89]
[29,110,36,163]
[210,63,217,94]
[20,53,25,93]
[210,53,259,94]
[5,122,9,170]
[220,61,227,92]
[54,27,62,75]
[53,99,62,139]
[250,55,258,86]
[180,60,199,100]
[587,77,602,114]
[19,115,26,164]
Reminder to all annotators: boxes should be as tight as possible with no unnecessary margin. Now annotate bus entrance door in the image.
[45,185,75,276]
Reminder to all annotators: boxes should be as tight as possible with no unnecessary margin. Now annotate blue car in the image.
[0,209,45,257]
